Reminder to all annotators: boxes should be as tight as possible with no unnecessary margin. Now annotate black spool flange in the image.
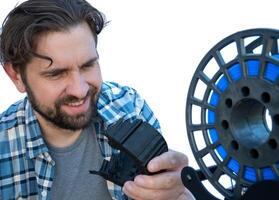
[186,28,279,199]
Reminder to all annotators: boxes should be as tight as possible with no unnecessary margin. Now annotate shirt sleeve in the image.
[97,81,161,133]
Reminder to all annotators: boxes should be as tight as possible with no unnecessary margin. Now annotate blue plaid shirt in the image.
[0,81,161,200]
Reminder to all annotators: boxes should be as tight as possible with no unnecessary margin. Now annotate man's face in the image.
[23,23,102,130]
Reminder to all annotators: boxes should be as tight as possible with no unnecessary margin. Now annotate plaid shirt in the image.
[0,81,161,200]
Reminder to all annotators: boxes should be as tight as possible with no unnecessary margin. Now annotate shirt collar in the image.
[24,98,49,159]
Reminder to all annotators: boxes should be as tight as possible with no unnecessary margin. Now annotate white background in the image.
[1,1,279,198]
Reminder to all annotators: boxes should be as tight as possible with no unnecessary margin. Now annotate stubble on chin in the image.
[28,85,99,131]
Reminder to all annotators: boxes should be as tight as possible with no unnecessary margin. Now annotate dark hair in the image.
[0,0,106,73]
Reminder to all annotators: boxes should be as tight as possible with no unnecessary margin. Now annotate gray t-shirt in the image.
[48,123,112,200]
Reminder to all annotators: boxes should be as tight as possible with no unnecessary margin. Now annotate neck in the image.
[35,112,82,148]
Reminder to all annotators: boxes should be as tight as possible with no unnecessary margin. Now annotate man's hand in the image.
[122,150,195,200]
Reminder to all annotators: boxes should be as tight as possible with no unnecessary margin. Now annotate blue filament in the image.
[206,58,279,183]
[208,129,218,144]
[216,145,227,160]
[246,60,260,76]
[244,167,257,182]
[208,110,215,124]
[262,167,276,180]
[228,63,242,81]
[264,62,279,82]
[216,75,229,92]
[228,158,240,174]
[209,92,219,106]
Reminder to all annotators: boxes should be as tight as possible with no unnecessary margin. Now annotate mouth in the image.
[65,99,86,107]
[61,96,91,115]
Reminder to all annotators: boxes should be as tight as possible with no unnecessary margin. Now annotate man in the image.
[0,0,194,199]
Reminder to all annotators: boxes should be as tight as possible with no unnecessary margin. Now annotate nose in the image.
[66,72,89,99]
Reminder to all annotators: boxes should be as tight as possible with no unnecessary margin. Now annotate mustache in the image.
[57,87,97,105]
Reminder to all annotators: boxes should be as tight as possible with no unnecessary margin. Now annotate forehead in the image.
[32,23,97,69]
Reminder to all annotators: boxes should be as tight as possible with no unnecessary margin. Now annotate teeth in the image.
[66,99,84,106]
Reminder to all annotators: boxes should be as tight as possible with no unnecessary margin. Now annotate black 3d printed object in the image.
[90,118,168,186]
[183,28,279,199]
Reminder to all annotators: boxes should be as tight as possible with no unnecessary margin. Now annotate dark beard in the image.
[26,84,98,131]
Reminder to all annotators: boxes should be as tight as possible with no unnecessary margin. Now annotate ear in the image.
[4,63,26,93]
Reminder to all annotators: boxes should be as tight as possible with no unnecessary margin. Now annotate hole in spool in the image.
[231,98,271,148]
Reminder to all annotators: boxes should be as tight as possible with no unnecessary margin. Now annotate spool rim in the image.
[186,28,279,198]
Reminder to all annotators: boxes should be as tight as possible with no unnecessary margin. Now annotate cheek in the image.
[30,81,65,105]
[26,71,64,101]
[86,68,103,89]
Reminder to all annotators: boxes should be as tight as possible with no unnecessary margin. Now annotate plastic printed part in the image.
[184,28,279,200]
[90,118,168,186]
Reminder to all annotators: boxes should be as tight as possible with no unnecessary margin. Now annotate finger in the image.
[123,180,186,200]
[133,171,182,190]
[123,181,154,200]
[177,188,196,200]
[147,150,188,173]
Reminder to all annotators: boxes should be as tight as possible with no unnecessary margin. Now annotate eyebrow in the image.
[40,56,99,77]
[80,57,99,68]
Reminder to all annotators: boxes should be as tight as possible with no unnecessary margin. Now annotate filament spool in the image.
[186,29,279,199]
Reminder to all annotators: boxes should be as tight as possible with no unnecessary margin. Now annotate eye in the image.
[82,64,94,69]
[43,70,68,80]
[81,61,98,71]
